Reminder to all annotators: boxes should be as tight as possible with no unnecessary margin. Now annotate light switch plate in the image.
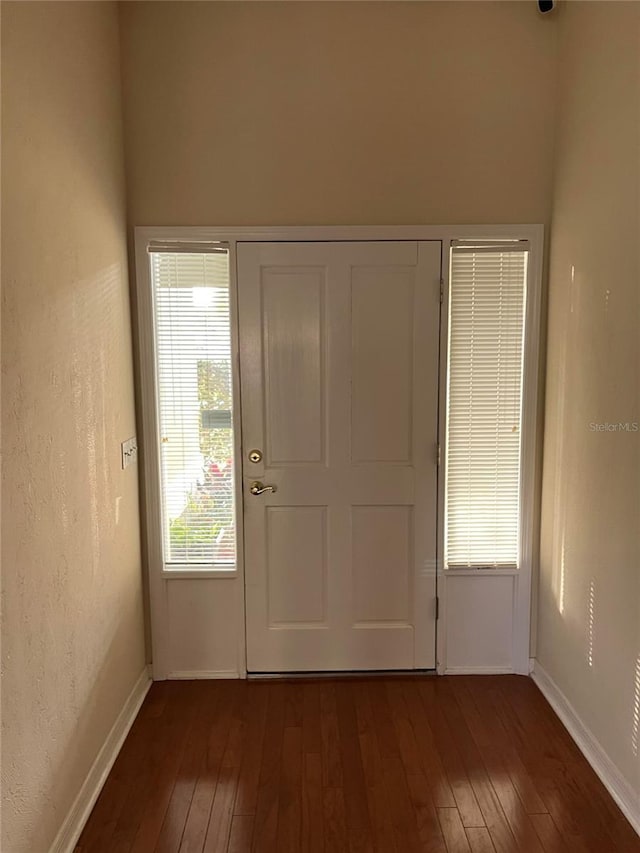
[121,437,138,470]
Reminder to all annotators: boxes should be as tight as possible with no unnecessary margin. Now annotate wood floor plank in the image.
[465,826,496,852]
[505,678,624,852]
[252,683,286,853]
[321,682,344,789]
[302,682,322,755]
[386,681,423,773]
[129,682,203,853]
[233,683,269,817]
[417,681,485,828]
[529,813,570,853]
[508,678,634,852]
[77,683,171,851]
[284,680,304,728]
[301,753,324,853]
[386,680,446,851]
[275,726,303,852]
[401,681,457,809]
[405,770,448,853]
[352,684,398,853]
[367,682,424,853]
[429,681,522,853]
[154,683,223,853]
[323,786,348,853]
[227,815,254,853]
[203,764,241,853]
[203,691,246,853]
[179,682,240,853]
[366,681,400,761]
[449,679,546,853]
[437,807,472,852]
[110,683,193,853]
[526,688,640,853]
[335,683,372,843]
[361,779,398,853]
[473,680,548,816]
[75,676,640,853]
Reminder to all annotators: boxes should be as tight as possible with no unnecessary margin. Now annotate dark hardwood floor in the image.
[76,675,640,852]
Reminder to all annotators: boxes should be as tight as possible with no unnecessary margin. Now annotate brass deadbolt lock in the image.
[248,449,263,464]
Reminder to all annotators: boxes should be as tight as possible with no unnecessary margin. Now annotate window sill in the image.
[444,567,519,576]
[162,567,238,580]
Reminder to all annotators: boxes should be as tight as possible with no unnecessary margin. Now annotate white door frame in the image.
[134,224,544,679]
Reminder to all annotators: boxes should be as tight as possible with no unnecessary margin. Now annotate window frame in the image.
[136,236,244,582]
[444,241,529,571]
[150,250,237,572]
[437,226,544,674]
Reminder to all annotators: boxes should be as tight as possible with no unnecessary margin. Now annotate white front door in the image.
[238,241,441,672]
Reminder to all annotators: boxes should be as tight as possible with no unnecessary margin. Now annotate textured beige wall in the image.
[119,0,557,227]
[539,1,640,799]
[1,3,146,851]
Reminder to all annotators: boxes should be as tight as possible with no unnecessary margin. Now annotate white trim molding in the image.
[167,669,241,680]
[445,666,515,675]
[48,667,152,853]
[436,225,544,677]
[532,662,640,837]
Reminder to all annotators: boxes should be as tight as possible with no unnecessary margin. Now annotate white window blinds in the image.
[445,243,528,569]
[150,249,236,568]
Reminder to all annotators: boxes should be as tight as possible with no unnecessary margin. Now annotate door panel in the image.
[262,267,326,466]
[352,505,412,624]
[266,506,327,625]
[238,241,441,672]
[351,267,415,463]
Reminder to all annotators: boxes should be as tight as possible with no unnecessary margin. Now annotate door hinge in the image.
[436,443,441,466]
[435,596,440,620]
[439,278,444,304]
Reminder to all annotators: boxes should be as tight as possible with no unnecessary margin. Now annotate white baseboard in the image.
[166,669,240,680]
[531,662,640,837]
[444,665,514,675]
[49,666,152,853]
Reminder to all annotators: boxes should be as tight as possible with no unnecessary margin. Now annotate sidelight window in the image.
[150,246,236,569]
[445,241,528,569]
